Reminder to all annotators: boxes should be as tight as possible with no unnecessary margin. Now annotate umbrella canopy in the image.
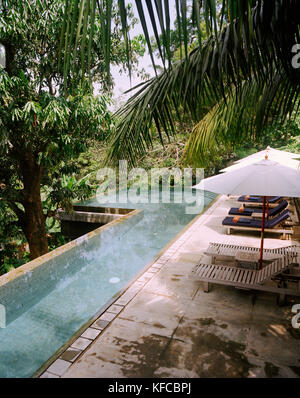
[220,147,300,172]
[195,158,300,197]
[193,158,300,268]
[220,155,300,172]
[234,146,300,163]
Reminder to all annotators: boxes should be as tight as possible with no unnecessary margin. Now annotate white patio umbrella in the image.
[220,147,300,172]
[193,158,300,267]
[221,156,300,172]
[235,146,300,163]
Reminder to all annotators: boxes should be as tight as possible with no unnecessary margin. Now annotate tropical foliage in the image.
[1,0,300,265]
[0,65,111,261]
[0,0,111,261]
[59,0,300,166]
[0,0,148,262]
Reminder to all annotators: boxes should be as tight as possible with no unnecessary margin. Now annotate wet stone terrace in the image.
[40,195,300,378]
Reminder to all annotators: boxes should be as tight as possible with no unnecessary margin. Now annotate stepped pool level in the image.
[0,189,216,377]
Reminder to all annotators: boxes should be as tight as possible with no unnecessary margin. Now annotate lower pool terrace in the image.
[0,189,216,378]
[40,194,300,378]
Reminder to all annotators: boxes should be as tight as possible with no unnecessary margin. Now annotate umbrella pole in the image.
[259,196,266,269]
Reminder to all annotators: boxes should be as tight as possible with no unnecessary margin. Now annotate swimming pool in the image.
[0,189,216,377]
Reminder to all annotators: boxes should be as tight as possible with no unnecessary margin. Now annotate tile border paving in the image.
[36,194,221,378]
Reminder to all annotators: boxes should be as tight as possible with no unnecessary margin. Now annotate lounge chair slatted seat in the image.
[232,269,239,282]
[192,252,300,297]
[244,270,251,283]
[192,263,256,286]
[201,265,210,277]
[192,253,300,296]
[204,242,298,264]
[256,255,292,284]
[271,262,276,275]
[247,271,253,284]
[238,269,244,282]
[225,268,232,280]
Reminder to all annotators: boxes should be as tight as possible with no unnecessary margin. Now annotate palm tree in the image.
[29,1,300,164]
[107,0,300,166]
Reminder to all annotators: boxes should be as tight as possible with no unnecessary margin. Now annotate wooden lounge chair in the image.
[222,209,293,239]
[204,242,298,265]
[191,252,300,302]
[228,200,289,218]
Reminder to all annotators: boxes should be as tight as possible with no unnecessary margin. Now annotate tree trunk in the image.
[20,151,48,260]
[23,191,48,260]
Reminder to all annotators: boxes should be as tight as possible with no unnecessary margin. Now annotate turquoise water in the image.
[0,189,215,378]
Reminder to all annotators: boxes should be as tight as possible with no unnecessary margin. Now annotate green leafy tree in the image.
[0,0,145,260]
[0,63,111,260]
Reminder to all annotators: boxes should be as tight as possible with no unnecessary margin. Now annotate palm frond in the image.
[57,0,299,86]
[56,0,300,166]
[183,71,300,166]
[59,0,231,86]
[105,0,300,165]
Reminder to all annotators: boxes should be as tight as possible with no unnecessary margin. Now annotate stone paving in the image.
[40,195,300,378]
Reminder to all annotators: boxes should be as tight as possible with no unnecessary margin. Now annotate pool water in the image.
[0,189,215,377]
